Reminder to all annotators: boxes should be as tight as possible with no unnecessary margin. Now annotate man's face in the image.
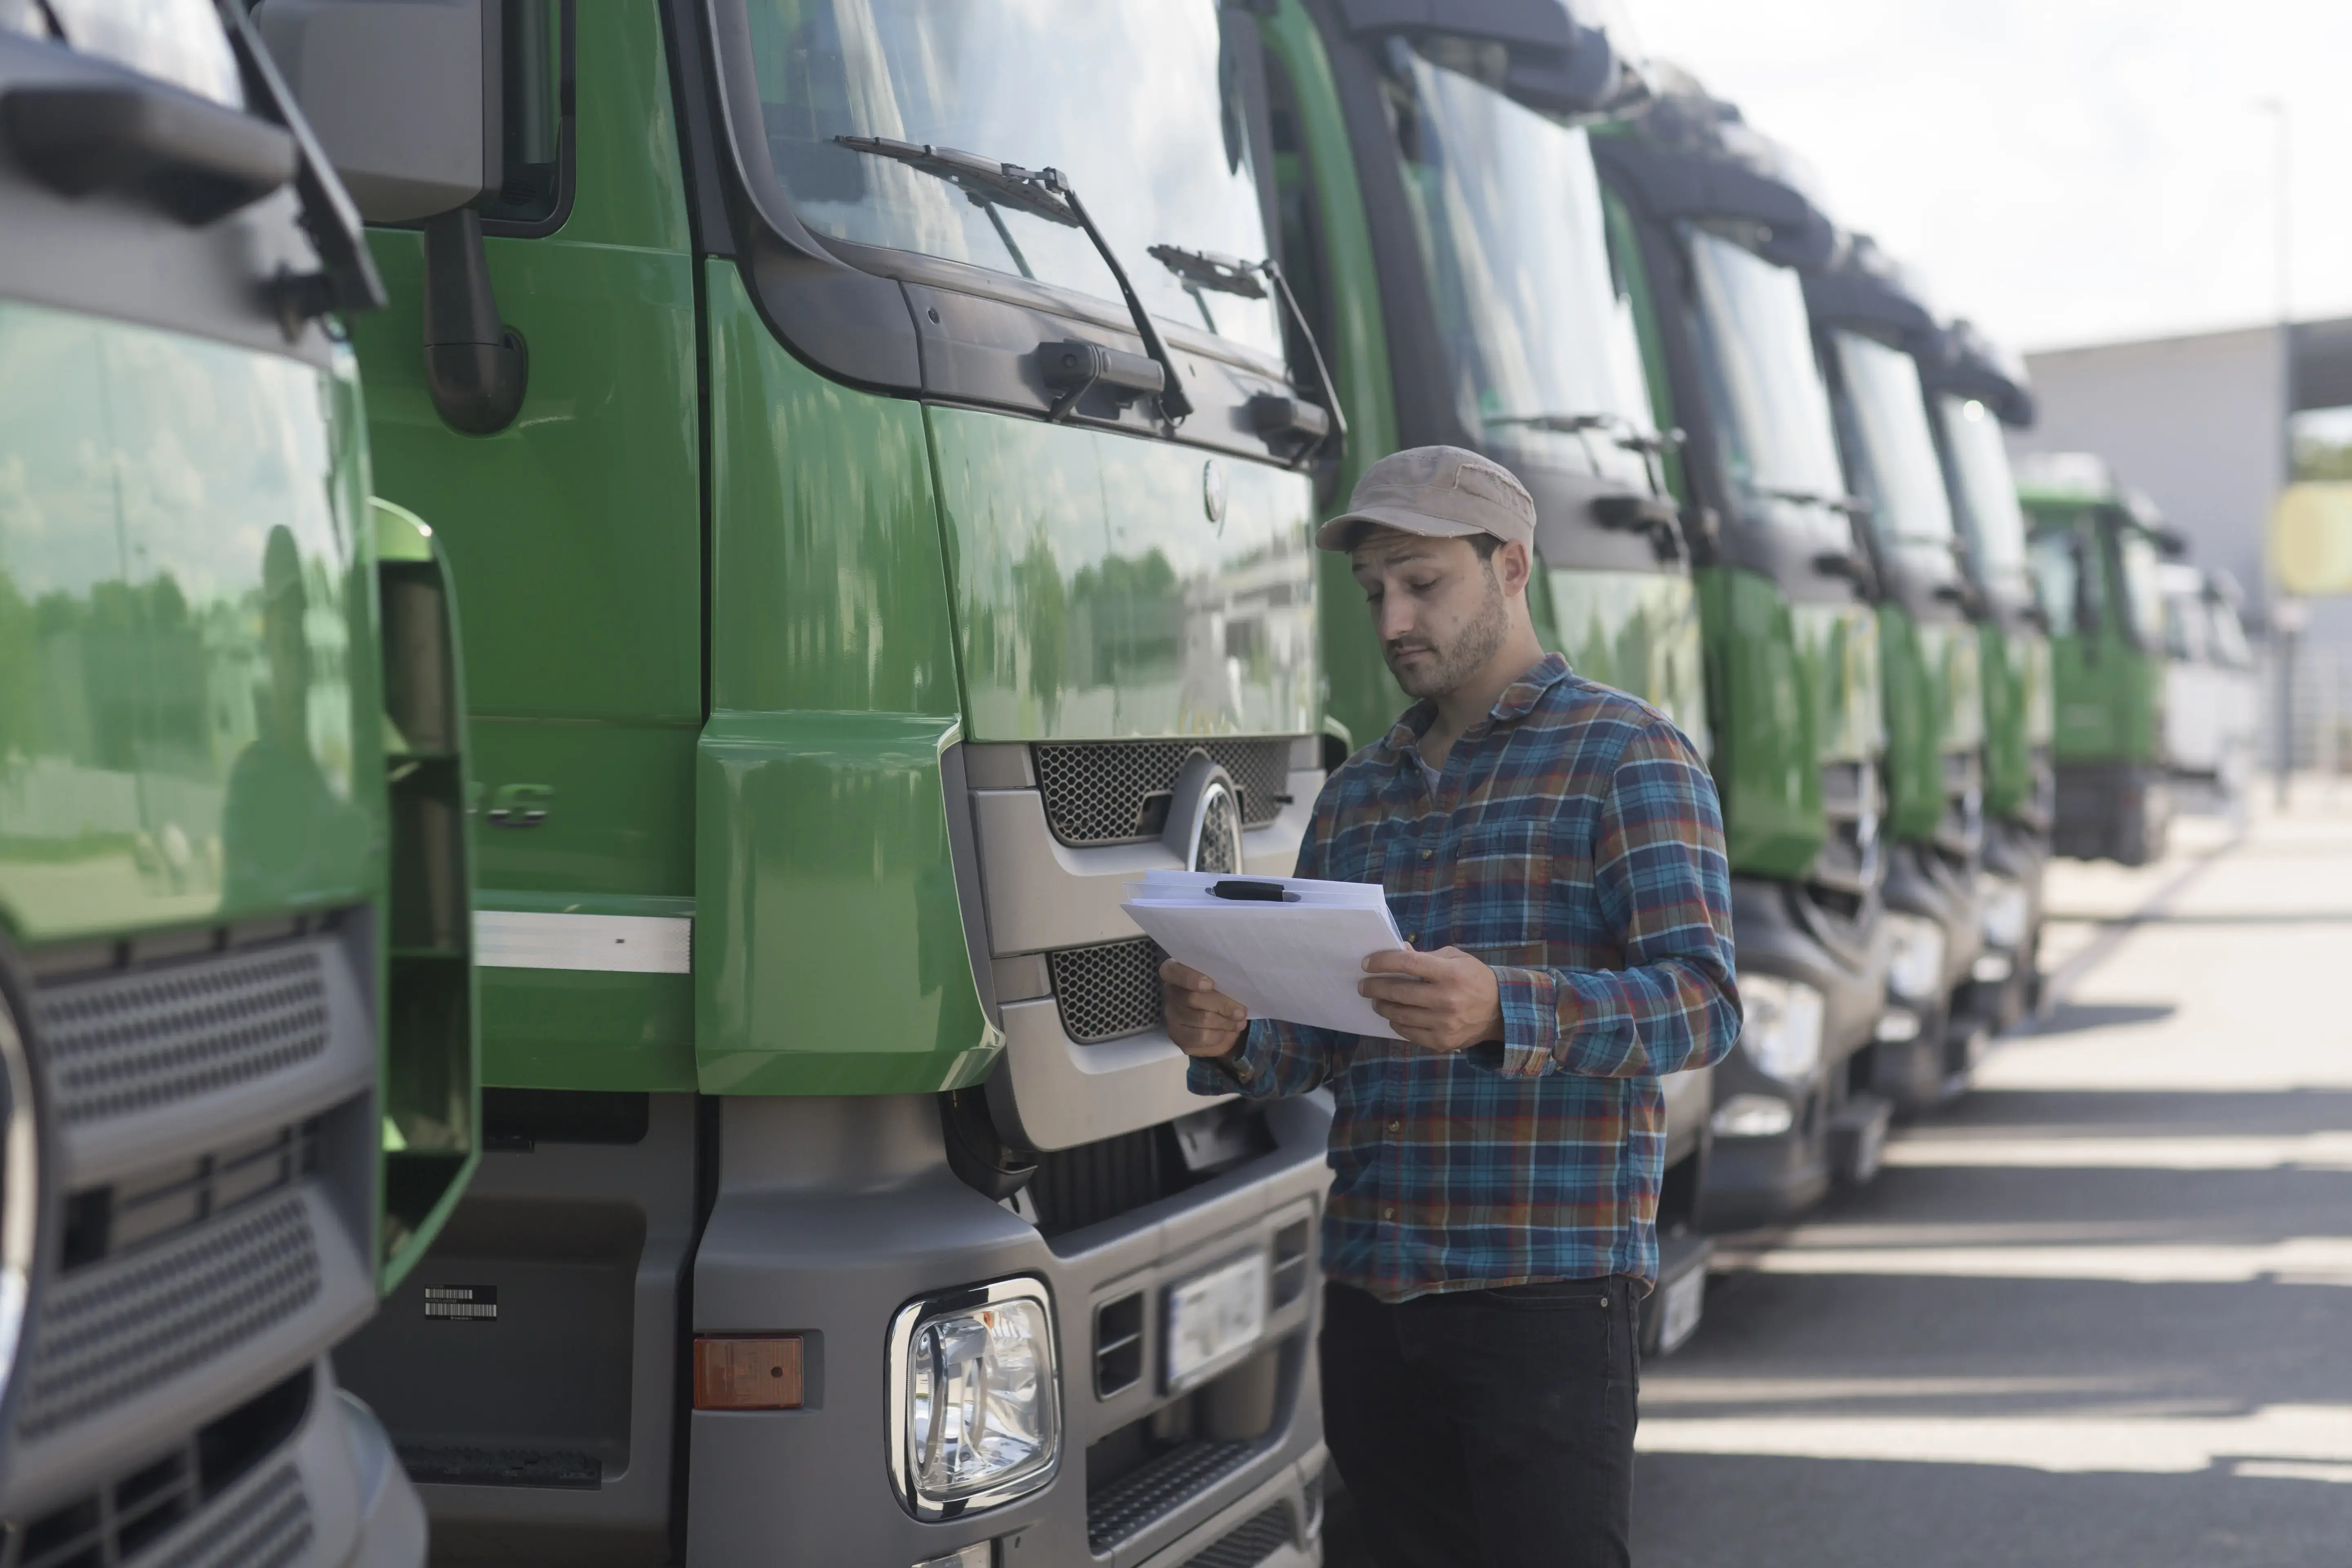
[1349,530,1521,699]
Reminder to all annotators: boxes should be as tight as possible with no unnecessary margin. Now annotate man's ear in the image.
[1497,539,1534,597]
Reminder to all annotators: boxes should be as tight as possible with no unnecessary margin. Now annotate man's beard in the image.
[1384,564,1508,699]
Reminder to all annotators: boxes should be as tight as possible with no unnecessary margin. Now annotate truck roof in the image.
[1921,318,2037,429]
[1330,0,1649,120]
[1589,61,1835,269]
[1801,231,1941,356]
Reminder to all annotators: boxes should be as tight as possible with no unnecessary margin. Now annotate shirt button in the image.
[1405,932,1418,944]
[1386,1119,1402,1134]
[1421,849,1433,862]
[1381,1206,1397,1221]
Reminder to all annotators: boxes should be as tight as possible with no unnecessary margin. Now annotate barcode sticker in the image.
[423,1284,499,1323]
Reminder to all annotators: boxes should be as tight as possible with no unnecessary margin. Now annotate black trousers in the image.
[1321,1277,1639,1568]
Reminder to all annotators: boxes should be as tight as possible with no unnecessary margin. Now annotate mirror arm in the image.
[1258,258,1348,469]
[422,206,528,435]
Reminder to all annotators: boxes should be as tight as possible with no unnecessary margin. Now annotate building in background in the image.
[2011,317,2352,657]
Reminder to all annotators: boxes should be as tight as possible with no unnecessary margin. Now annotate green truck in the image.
[1592,72,1895,1221]
[261,1,1341,1563]
[1256,0,1714,1351]
[1924,320,2050,1035]
[0,3,479,1564]
[1800,236,1988,1110]
[2017,455,2176,866]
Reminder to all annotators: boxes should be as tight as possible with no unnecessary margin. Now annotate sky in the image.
[1627,0,2352,355]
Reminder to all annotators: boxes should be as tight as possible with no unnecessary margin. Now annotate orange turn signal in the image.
[693,1336,804,1410]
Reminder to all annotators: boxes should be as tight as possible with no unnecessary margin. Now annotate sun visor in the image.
[1590,134,1836,270]
[1802,233,1940,353]
[1924,318,2037,428]
[1332,0,1648,118]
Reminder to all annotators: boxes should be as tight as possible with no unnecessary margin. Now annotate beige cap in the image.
[1314,444,1537,552]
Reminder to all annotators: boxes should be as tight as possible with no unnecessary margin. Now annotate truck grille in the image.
[1033,740,1292,846]
[1812,760,1882,896]
[1938,751,1985,859]
[5,1371,314,1568]
[1048,939,1166,1044]
[34,946,332,1126]
[18,1191,323,1440]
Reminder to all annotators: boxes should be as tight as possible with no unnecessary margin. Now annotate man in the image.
[1163,445,1738,1567]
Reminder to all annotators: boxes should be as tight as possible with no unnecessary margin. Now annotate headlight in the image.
[1711,1092,1797,1138]
[888,1280,1060,1518]
[1884,913,1946,1002]
[1737,974,1826,1083]
[1979,874,2030,951]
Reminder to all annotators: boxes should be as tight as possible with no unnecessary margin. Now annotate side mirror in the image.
[254,0,532,434]
[254,0,502,223]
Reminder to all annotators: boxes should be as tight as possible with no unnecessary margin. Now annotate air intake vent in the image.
[1032,740,1292,847]
[1048,939,1166,1045]
[1270,1220,1312,1310]
[18,1191,323,1439]
[62,1121,319,1270]
[1094,1292,1144,1399]
[34,945,332,1125]
[5,1370,313,1568]
[1028,1128,1181,1238]
[1183,1501,1296,1568]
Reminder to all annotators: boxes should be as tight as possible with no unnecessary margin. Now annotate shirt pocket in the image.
[1452,814,1552,959]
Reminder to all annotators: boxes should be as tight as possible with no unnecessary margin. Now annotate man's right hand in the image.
[1160,959,1250,1058]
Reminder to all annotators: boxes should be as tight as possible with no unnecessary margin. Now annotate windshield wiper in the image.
[1148,243,1349,468]
[1488,410,1685,456]
[836,136,1192,422]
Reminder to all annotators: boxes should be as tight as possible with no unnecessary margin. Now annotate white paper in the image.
[1123,870,1411,1040]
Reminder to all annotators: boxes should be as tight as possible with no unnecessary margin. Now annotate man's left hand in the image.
[1359,947,1505,1053]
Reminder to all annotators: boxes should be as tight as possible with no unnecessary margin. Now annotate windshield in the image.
[19,0,245,107]
[1831,331,1954,548]
[2160,588,2205,662]
[1937,394,2030,591]
[2207,595,2252,668]
[1382,51,1656,489]
[2027,525,2079,637]
[1686,229,1850,549]
[735,0,1282,358]
[2117,532,2164,647]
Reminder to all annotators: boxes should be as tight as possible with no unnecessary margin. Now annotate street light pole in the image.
[2260,98,2296,807]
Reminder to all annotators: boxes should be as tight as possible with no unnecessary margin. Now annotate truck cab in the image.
[262,2,1339,1563]
[1801,234,1987,1110]
[1925,319,2051,1035]
[1592,71,1893,1223]
[2018,455,2176,866]
[2156,565,2260,807]
[0,2,479,1562]
[1256,0,1715,1353]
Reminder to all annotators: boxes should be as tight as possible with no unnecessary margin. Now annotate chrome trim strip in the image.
[474,912,692,975]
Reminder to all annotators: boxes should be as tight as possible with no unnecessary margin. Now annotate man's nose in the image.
[1374,588,1416,643]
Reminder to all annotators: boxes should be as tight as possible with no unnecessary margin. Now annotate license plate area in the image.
[1163,1250,1269,1394]
[1656,1265,1706,1356]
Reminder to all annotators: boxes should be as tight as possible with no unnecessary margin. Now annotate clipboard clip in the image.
[1209,879,1300,903]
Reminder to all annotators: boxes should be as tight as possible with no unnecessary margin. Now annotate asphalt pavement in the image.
[1326,788,2352,1566]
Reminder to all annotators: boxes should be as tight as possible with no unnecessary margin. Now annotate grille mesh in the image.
[1048,939,1166,1044]
[35,946,332,1125]
[1088,1439,1261,1552]
[156,1466,312,1568]
[1032,740,1292,846]
[1185,1501,1296,1568]
[18,1191,323,1439]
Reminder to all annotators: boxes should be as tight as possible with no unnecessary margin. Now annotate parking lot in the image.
[1631,796,2352,1566]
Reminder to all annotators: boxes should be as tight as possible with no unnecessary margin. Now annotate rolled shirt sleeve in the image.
[1488,717,1740,1080]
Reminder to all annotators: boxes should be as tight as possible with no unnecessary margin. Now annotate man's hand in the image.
[1359,947,1505,1053]
[1160,959,1251,1058]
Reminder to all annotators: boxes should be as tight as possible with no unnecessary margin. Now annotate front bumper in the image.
[1954,820,2049,1036]
[2055,760,2170,865]
[1698,877,1887,1231]
[1870,842,1984,1111]
[686,1093,1334,1568]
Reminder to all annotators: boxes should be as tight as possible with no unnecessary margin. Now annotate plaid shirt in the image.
[1188,653,1737,1299]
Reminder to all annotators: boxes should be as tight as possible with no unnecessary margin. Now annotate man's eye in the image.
[1405,577,1440,593]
